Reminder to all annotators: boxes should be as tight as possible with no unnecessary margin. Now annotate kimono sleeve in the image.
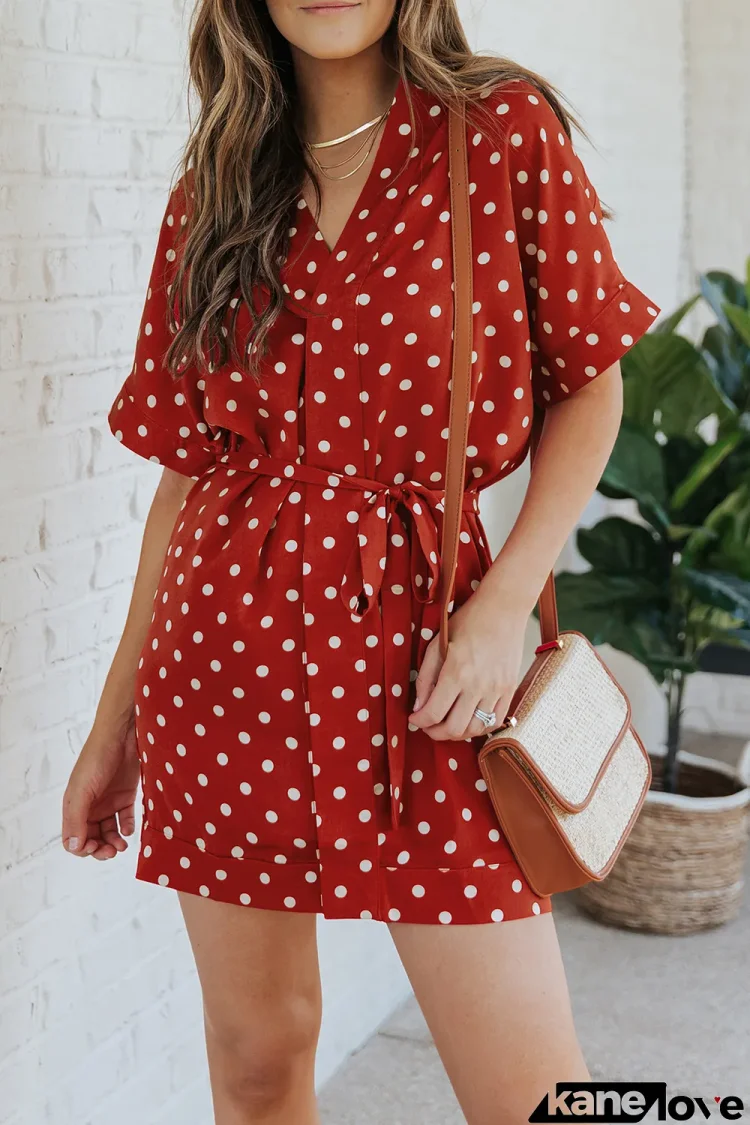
[501,82,661,407]
[107,179,215,477]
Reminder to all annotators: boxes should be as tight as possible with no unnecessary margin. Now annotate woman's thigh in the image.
[389,913,588,1125]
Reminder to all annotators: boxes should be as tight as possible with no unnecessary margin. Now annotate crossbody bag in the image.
[439,103,652,898]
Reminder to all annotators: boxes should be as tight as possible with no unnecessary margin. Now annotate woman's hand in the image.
[62,711,141,861]
[408,587,529,742]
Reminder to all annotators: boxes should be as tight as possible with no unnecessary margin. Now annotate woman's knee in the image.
[205,989,321,1110]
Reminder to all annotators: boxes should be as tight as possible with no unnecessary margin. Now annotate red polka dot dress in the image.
[108,76,659,924]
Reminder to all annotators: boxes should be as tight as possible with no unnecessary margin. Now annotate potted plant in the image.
[554,262,750,935]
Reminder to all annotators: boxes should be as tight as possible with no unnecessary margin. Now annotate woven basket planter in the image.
[576,749,750,935]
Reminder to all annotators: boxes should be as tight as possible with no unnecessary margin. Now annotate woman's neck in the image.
[292,44,399,145]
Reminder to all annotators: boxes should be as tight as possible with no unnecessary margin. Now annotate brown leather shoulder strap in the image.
[440,105,559,658]
[440,104,474,660]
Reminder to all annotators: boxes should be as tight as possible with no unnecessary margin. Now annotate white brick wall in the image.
[0,1,410,1120]
[1,2,748,1121]
[0,3,409,1120]
[0,3,213,1122]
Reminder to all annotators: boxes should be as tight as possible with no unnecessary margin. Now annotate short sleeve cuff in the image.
[108,386,215,478]
[534,279,661,407]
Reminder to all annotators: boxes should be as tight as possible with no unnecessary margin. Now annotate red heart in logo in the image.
[715,1097,721,1104]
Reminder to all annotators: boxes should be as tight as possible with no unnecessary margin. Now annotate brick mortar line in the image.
[6,293,155,311]
[2,44,186,73]
[2,110,186,128]
[0,235,168,249]
[1,171,182,182]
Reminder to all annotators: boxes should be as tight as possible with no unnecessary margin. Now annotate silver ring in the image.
[473,707,497,730]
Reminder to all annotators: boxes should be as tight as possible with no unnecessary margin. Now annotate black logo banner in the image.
[529,1082,744,1122]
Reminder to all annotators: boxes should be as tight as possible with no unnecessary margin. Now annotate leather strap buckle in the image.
[535,639,564,654]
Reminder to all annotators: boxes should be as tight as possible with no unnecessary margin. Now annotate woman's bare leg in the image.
[179,893,322,1125]
[389,913,588,1125]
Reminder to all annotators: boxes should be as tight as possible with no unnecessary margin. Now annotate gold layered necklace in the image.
[304,105,391,182]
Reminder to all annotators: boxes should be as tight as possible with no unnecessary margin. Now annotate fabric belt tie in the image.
[214,440,478,832]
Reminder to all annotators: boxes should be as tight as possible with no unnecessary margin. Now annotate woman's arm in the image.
[62,468,194,859]
[93,468,194,732]
[409,362,623,741]
[475,362,623,621]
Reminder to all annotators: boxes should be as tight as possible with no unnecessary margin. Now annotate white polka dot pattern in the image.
[106,74,658,925]
[491,84,659,406]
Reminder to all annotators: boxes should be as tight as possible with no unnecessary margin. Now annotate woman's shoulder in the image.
[464,75,581,189]
[469,76,567,139]
[409,72,564,147]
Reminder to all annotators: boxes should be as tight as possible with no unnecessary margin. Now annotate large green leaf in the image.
[554,571,676,683]
[598,420,670,530]
[700,486,750,579]
[602,619,690,684]
[698,270,750,412]
[554,569,665,612]
[577,517,668,576]
[663,435,709,495]
[680,524,719,567]
[688,603,750,654]
[701,271,748,325]
[725,303,750,350]
[654,293,699,336]
[663,434,738,529]
[670,431,743,511]
[622,333,730,436]
[701,324,748,406]
[681,569,750,623]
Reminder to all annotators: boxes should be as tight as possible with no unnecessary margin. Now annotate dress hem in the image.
[136,824,553,925]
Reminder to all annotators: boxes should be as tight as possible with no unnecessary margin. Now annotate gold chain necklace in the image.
[309,121,385,181]
[306,108,389,150]
[304,107,390,182]
[310,118,379,171]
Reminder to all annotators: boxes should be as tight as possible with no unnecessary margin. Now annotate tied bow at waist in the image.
[215,440,478,832]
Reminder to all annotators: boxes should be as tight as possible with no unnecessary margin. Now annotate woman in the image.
[62,1,659,1122]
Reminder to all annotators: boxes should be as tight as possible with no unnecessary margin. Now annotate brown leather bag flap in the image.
[482,631,634,814]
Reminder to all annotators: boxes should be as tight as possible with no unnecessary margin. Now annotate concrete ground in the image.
[320,734,750,1123]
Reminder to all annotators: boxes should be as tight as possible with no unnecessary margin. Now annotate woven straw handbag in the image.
[439,104,652,898]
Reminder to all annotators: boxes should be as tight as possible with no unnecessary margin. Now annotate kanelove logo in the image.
[529,1082,745,1122]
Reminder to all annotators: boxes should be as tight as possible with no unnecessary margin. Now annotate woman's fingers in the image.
[412,639,442,716]
[410,657,461,730]
[411,622,520,741]
[423,689,480,741]
[80,833,101,857]
[491,689,514,733]
[464,695,502,740]
[63,792,130,860]
[62,782,94,856]
[423,688,514,742]
[467,689,514,740]
[118,804,136,837]
[100,814,128,853]
[472,690,513,737]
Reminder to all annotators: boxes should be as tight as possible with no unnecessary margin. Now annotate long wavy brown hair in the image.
[167,0,584,380]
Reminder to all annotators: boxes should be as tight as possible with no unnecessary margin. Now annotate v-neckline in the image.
[300,72,406,259]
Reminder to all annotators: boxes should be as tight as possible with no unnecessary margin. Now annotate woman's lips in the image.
[301,3,361,11]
